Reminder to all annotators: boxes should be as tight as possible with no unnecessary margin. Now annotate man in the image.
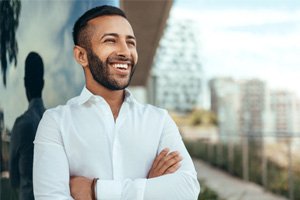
[10,52,46,200]
[33,5,200,200]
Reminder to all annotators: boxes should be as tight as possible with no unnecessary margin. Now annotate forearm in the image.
[95,172,199,200]
[96,178,146,199]
[144,172,200,200]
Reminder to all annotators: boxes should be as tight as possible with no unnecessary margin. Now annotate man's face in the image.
[86,15,138,90]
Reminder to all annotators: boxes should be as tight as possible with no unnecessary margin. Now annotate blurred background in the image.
[1,0,300,199]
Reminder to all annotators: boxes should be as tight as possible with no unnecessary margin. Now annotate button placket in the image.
[112,132,122,180]
[111,103,129,180]
[93,98,116,179]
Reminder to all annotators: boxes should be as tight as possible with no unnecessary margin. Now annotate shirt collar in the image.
[124,88,134,104]
[77,87,94,105]
[77,87,135,105]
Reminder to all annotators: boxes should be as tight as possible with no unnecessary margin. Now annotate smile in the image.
[112,63,129,70]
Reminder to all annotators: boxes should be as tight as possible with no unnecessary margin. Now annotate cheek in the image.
[133,51,138,64]
[94,47,112,62]
[101,53,111,63]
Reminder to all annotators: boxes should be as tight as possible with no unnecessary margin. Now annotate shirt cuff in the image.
[97,180,122,199]
[96,179,146,200]
[134,178,146,199]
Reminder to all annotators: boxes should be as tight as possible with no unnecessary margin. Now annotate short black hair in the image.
[73,5,127,48]
[24,52,44,98]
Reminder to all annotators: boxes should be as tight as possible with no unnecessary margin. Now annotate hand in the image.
[147,148,182,178]
[70,176,93,200]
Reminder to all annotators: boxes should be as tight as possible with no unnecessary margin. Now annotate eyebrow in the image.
[100,33,136,40]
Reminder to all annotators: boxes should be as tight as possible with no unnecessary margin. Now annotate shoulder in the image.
[10,114,35,144]
[132,100,169,120]
[12,114,34,133]
[143,103,167,115]
[42,96,80,121]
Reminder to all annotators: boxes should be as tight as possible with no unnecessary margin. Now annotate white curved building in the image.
[149,18,203,113]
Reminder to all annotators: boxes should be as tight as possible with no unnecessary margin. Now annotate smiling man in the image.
[33,5,200,200]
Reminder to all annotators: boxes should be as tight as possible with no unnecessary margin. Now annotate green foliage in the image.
[0,0,21,86]
[231,145,243,177]
[293,173,300,198]
[267,159,289,196]
[248,140,263,185]
[189,109,218,126]
[198,179,225,200]
[185,140,300,200]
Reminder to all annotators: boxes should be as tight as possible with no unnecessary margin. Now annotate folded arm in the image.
[71,150,199,200]
[144,112,200,199]
[71,112,200,200]
[97,139,199,200]
[34,111,200,200]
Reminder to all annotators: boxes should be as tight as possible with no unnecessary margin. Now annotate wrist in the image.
[91,178,99,200]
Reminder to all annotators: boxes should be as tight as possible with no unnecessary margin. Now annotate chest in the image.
[60,107,164,179]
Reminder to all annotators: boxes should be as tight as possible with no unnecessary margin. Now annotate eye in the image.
[127,40,136,47]
[104,38,116,43]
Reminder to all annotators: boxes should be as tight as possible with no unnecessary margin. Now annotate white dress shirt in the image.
[33,87,200,200]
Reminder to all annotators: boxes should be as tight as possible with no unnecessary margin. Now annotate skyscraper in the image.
[149,17,203,113]
[271,91,300,137]
[210,78,274,142]
[209,77,240,142]
[239,79,273,139]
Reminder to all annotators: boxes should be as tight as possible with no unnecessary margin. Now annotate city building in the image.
[209,77,240,142]
[149,17,203,112]
[239,79,273,138]
[271,90,300,144]
[210,76,300,154]
[210,78,275,142]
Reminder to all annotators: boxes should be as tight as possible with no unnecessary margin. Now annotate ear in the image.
[73,45,88,68]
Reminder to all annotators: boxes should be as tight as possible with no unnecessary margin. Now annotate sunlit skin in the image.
[71,15,182,200]
[74,15,138,119]
[87,16,138,91]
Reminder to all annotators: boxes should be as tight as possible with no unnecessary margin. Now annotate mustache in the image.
[107,56,134,65]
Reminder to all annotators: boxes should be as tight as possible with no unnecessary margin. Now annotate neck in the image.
[85,73,124,120]
[26,90,41,103]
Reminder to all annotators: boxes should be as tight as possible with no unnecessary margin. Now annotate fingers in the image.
[148,149,183,178]
[165,162,181,174]
[156,151,182,175]
[151,148,169,169]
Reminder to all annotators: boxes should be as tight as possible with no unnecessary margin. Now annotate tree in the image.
[0,0,21,86]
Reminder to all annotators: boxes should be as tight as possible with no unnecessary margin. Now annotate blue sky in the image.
[175,0,300,10]
[172,0,300,100]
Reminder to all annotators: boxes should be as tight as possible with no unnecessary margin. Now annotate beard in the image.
[86,49,136,90]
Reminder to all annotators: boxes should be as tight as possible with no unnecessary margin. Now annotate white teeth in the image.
[113,64,128,69]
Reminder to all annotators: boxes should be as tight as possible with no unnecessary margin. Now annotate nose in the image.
[116,40,131,58]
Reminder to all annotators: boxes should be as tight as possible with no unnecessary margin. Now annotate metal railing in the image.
[185,131,300,200]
